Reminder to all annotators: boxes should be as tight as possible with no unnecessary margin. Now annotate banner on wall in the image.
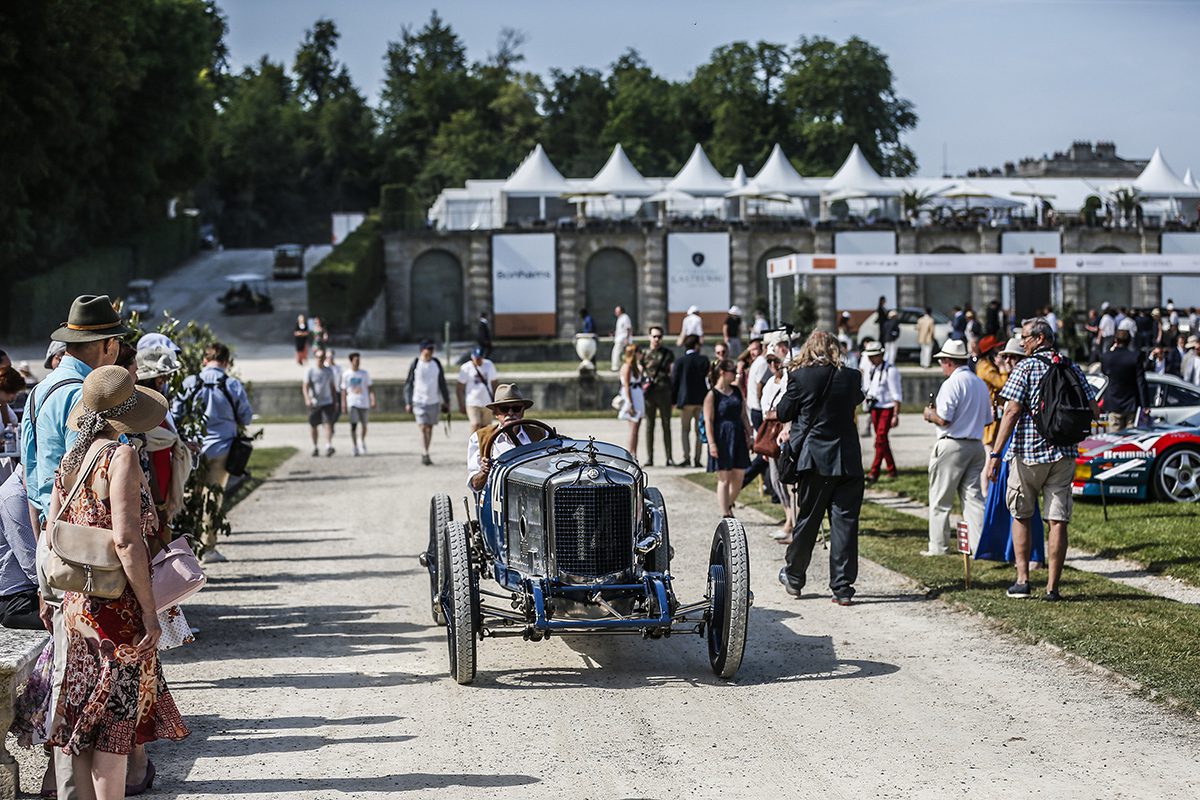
[766,252,1200,277]
[492,233,557,337]
[666,232,730,334]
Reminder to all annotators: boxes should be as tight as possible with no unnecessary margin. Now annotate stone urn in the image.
[574,333,598,373]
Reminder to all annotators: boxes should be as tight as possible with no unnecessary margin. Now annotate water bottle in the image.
[2,424,14,455]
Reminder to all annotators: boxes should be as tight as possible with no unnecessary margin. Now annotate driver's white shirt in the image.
[466,426,532,488]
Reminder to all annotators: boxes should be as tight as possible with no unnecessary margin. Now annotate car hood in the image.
[1078,424,1199,458]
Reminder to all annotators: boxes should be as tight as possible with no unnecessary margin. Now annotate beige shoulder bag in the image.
[45,442,128,599]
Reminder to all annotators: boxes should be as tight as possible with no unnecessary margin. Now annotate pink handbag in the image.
[151,537,207,612]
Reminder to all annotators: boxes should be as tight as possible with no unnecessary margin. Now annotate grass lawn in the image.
[875,468,1200,588]
[225,446,297,510]
[492,360,580,373]
[687,471,1200,713]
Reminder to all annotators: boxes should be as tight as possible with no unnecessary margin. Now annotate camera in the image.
[927,391,937,408]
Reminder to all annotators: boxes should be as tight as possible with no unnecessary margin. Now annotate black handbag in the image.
[224,436,254,477]
[778,365,838,484]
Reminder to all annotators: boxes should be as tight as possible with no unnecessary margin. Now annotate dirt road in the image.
[18,419,1198,798]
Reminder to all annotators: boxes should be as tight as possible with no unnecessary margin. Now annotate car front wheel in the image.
[1153,446,1200,503]
[706,517,750,680]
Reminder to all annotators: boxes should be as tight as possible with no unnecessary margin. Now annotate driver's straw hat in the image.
[486,383,534,411]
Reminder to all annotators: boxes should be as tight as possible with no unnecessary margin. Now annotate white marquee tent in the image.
[666,144,731,197]
[1131,148,1200,198]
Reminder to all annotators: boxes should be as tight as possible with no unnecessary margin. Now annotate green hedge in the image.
[5,217,199,341]
[380,183,422,231]
[305,216,383,331]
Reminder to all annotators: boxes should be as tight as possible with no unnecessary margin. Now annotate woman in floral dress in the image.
[47,366,188,799]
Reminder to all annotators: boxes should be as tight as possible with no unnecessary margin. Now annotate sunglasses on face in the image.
[495,404,524,415]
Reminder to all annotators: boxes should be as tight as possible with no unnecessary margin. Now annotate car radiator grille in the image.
[553,485,632,578]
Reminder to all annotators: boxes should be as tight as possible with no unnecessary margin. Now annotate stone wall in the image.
[383,225,1175,344]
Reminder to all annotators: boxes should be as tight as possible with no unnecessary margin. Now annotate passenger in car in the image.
[466,384,550,492]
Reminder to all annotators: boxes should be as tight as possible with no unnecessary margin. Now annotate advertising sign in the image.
[666,232,730,334]
[492,233,556,337]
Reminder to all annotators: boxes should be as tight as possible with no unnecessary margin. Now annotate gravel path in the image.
[16,419,1198,798]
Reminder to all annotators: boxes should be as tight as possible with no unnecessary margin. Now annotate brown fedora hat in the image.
[68,365,167,434]
[486,383,535,411]
[50,295,129,343]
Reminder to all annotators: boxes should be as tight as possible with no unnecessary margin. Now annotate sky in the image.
[220,0,1200,179]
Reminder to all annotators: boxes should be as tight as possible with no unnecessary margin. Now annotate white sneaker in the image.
[203,549,228,564]
[352,446,360,457]
[360,442,367,454]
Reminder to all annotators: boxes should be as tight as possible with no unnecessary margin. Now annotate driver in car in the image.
[467,384,551,491]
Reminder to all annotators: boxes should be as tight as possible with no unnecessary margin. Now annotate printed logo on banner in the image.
[692,253,705,267]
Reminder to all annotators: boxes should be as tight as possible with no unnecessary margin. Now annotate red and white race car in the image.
[1072,411,1200,503]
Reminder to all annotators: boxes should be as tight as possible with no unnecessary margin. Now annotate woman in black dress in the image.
[704,358,753,516]
[293,314,310,365]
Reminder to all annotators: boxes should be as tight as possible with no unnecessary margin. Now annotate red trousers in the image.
[869,406,897,477]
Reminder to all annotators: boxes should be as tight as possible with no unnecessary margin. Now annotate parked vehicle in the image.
[218,273,273,314]
[272,243,305,279]
[1072,411,1200,503]
[1086,372,1200,426]
[422,425,751,684]
[199,223,219,250]
[122,279,154,319]
[861,307,953,362]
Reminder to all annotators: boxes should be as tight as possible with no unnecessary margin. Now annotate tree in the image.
[377,12,474,189]
[781,36,917,176]
[687,42,789,173]
[601,50,685,176]
[540,67,613,177]
[0,0,225,283]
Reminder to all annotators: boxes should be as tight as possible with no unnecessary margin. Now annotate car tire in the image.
[1152,445,1200,503]
[706,517,750,680]
[444,520,478,684]
[427,494,452,625]
[643,487,671,574]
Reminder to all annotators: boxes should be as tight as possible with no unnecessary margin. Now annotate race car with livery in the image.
[1072,411,1200,503]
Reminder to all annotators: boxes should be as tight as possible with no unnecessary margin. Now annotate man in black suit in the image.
[1100,329,1148,431]
[775,331,866,605]
[671,334,710,467]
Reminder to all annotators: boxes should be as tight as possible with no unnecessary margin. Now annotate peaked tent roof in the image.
[730,143,820,197]
[1132,148,1200,198]
[1184,168,1198,189]
[822,144,898,196]
[666,144,730,197]
[586,143,653,196]
[503,143,570,196]
[731,164,748,189]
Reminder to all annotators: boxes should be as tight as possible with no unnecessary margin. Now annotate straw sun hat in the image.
[68,365,167,434]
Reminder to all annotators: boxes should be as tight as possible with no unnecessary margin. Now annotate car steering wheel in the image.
[480,419,558,461]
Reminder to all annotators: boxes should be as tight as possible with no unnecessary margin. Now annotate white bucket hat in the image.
[1000,336,1025,357]
[934,339,970,360]
[861,341,884,357]
[136,346,181,380]
[686,305,700,315]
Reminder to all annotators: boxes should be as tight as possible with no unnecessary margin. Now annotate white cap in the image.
[686,305,700,315]
[137,332,181,353]
[728,305,742,316]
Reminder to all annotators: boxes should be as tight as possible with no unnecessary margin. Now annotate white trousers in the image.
[920,342,933,368]
[927,437,986,554]
[611,340,627,371]
[884,340,899,365]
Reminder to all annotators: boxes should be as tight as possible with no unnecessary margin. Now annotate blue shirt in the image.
[0,472,37,596]
[19,355,92,519]
[175,366,253,458]
[581,314,596,334]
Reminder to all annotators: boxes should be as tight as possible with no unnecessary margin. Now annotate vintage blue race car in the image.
[421,420,751,684]
[1072,411,1200,503]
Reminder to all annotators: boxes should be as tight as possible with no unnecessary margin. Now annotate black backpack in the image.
[1031,353,1093,446]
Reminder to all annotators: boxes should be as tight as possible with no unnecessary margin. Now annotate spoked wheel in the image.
[443,521,479,685]
[426,494,452,624]
[1153,446,1200,503]
[706,517,750,680]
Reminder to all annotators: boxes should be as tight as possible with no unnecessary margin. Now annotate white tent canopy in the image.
[823,143,898,197]
[666,144,730,197]
[1131,147,1200,198]
[1184,168,1198,190]
[503,143,570,196]
[730,143,820,198]
[731,164,748,189]
[585,143,653,196]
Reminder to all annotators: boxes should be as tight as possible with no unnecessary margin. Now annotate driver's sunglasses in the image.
[650,334,662,339]
[496,404,525,415]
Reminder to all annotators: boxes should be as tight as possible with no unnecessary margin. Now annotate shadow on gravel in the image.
[161,604,441,665]
[468,607,899,689]
[152,773,540,796]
